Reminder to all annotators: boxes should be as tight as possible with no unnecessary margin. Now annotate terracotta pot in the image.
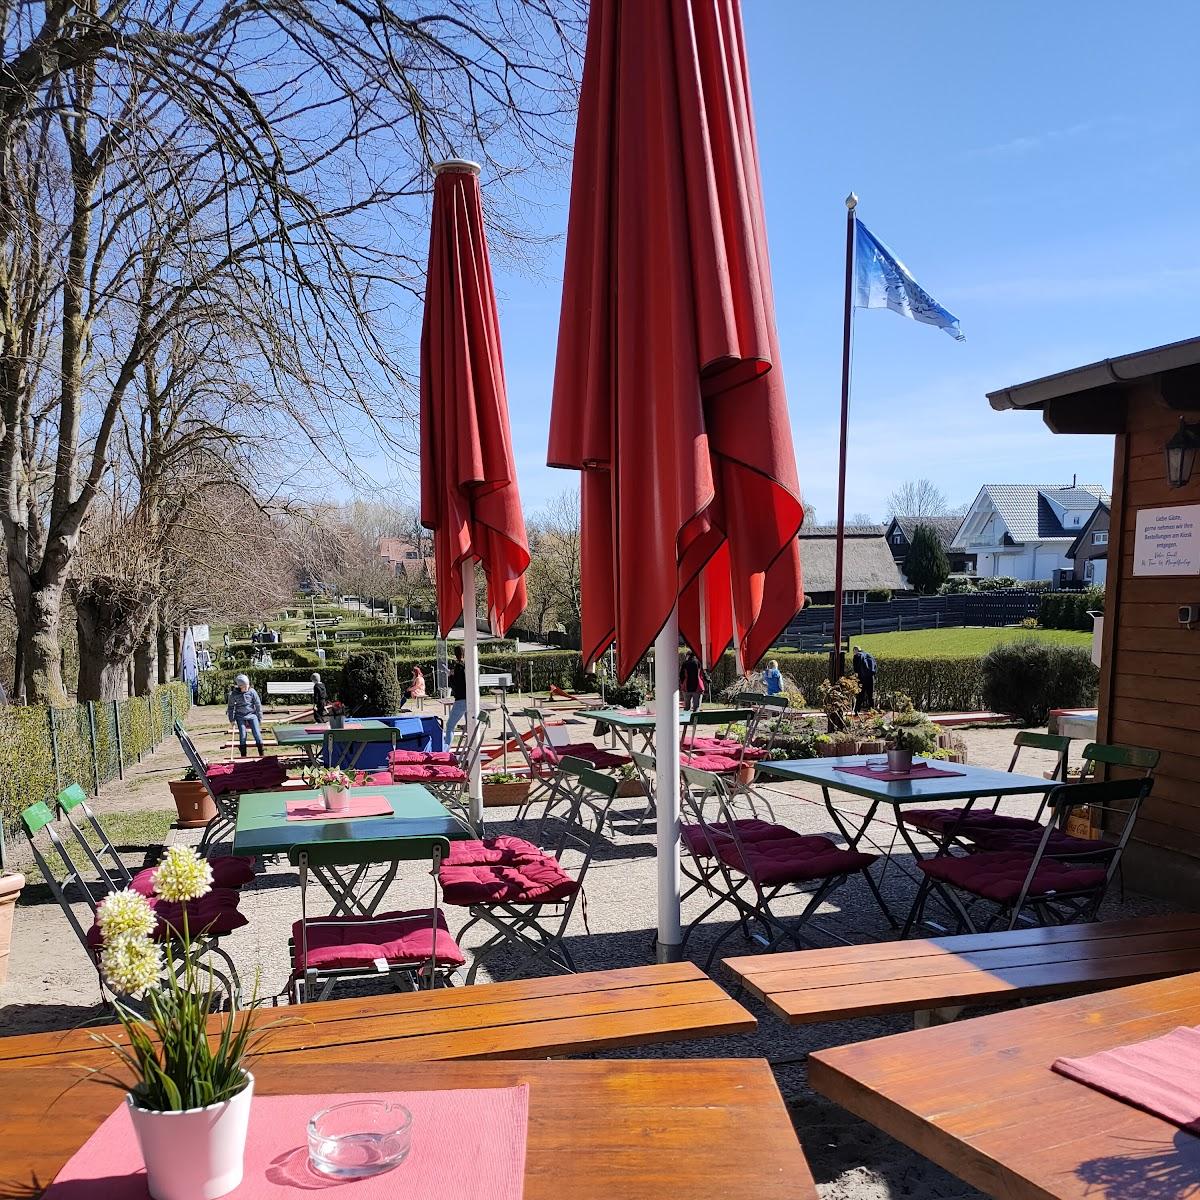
[0,872,25,990]
[616,778,647,797]
[169,780,218,829]
[128,1072,254,1200]
[736,763,757,786]
[482,779,532,808]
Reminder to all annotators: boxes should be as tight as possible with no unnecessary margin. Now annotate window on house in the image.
[842,590,866,605]
[1092,531,1108,546]
[892,532,903,545]
[1084,560,1094,581]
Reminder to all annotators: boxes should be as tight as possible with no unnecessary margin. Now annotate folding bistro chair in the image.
[288,836,464,1003]
[19,800,246,1002]
[899,731,1074,852]
[680,766,877,968]
[388,712,492,826]
[438,756,620,981]
[55,783,255,897]
[904,776,1154,935]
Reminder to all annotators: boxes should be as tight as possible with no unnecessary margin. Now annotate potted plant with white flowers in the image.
[300,764,367,812]
[92,847,258,1200]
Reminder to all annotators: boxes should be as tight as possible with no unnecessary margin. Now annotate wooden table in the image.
[0,963,756,1069]
[726,912,1200,1025]
[0,1057,815,1199]
[808,971,1200,1199]
[758,756,1058,926]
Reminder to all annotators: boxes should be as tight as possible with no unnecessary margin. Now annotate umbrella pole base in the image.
[655,940,683,964]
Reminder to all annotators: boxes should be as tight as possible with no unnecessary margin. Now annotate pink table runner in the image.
[45,1086,529,1198]
[1052,1025,1200,1131]
[286,795,393,822]
[836,762,966,783]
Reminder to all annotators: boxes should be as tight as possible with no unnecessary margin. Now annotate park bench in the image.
[724,912,1200,1026]
[265,680,315,699]
[333,628,365,640]
[0,962,754,1067]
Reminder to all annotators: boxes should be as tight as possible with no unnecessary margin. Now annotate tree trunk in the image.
[159,622,175,682]
[14,577,69,704]
[134,614,158,695]
[73,585,155,702]
[172,626,183,679]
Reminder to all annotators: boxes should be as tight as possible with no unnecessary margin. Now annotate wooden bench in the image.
[333,628,365,640]
[265,680,314,697]
[0,962,755,1068]
[724,912,1200,1026]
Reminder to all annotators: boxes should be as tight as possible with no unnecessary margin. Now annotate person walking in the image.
[311,672,328,722]
[408,665,427,711]
[227,673,265,757]
[445,646,468,746]
[851,645,877,712]
[679,651,704,713]
[762,659,783,696]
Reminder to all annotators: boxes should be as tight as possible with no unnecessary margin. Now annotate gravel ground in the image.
[1,704,1177,1199]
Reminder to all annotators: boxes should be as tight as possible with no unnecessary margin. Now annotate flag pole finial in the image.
[845,192,858,212]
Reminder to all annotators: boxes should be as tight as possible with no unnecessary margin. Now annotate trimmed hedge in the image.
[1039,588,1105,630]
[981,639,1098,724]
[0,682,191,839]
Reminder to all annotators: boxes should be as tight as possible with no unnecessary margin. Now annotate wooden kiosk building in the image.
[989,335,1200,903]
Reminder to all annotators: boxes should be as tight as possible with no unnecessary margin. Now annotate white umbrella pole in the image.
[655,605,682,962]
[462,558,483,825]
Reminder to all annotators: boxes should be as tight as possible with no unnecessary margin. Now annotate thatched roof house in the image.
[799,526,908,602]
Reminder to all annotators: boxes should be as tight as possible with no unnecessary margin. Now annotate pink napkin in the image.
[836,763,966,782]
[44,1087,529,1199]
[1053,1025,1200,1131]
[286,794,393,822]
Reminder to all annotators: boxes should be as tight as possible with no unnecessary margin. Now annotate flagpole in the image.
[831,192,858,682]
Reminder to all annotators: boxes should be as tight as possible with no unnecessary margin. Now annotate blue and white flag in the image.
[854,221,964,341]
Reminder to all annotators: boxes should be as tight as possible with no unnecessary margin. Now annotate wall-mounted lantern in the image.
[1164,417,1200,489]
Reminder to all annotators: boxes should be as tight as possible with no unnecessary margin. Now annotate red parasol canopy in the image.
[421,161,529,637]
[547,0,804,681]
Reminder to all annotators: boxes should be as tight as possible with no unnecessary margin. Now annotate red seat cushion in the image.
[130,856,255,896]
[918,850,1109,904]
[439,855,578,905]
[87,888,247,950]
[688,737,766,761]
[528,743,629,769]
[444,836,543,867]
[205,758,288,796]
[966,826,1117,858]
[388,749,457,766]
[292,908,465,972]
[901,808,1043,837]
[715,834,876,887]
[389,763,468,783]
[680,752,739,774]
[680,819,796,859]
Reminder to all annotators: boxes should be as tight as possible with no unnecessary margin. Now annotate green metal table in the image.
[271,718,388,763]
[758,755,1058,927]
[232,783,471,915]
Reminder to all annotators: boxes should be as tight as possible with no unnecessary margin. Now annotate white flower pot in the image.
[323,786,351,812]
[127,1072,254,1200]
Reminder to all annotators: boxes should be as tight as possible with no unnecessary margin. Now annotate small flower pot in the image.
[887,749,914,773]
[616,777,647,797]
[169,780,218,830]
[323,786,351,812]
[736,763,757,786]
[128,1072,254,1200]
[0,872,25,990]
[329,714,345,730]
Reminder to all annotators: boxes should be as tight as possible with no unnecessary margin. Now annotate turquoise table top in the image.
[272,718,388,746]
[578,708,752,729]
[231,783,469,857]
[759,756,1057,805]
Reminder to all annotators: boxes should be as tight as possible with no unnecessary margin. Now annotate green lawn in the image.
[851,626,1092,658]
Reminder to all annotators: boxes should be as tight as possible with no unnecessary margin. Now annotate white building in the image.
[953,482,1110,582]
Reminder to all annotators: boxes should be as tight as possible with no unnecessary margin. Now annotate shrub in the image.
[339,650,404,715]
[980,639,1098,724]
[939,576,976,595]
[975,576,1018,591]
[866,588,892,603]
[1039,589,1104,631]
[605,677,649,708]
[904,524,951,595]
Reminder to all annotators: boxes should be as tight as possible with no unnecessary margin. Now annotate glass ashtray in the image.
[308,1099,412,1179]
[866,756,888,772]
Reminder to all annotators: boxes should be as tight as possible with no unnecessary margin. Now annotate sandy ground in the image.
[1,703,1175,1200]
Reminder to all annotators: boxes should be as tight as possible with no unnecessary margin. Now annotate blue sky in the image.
[375,1,1200,523]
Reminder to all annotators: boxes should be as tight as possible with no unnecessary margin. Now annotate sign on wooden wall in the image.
[1132,504,1200,576]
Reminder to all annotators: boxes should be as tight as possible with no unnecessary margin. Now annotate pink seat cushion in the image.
[715,834,876,887]
[387,749,458,766]
[129,856,255,896]
[87,888,247,951]
[291,908,465,971]
[389,763,468,783]
[966,826,1117,858]
[205,758,288,796]
[439,855,579,906]
[688,737,766,761]
[528,743,629,769]
[680,819,796,859]
[444,836,543,867]
[680,752,739,774]
[918,850,1109,904]
[901,807,1042,837]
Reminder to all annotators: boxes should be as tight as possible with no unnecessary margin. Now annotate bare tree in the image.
[525,488,581,639]
[0,0,586,701]
[885,478,953,519]
[850,511,875,526]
